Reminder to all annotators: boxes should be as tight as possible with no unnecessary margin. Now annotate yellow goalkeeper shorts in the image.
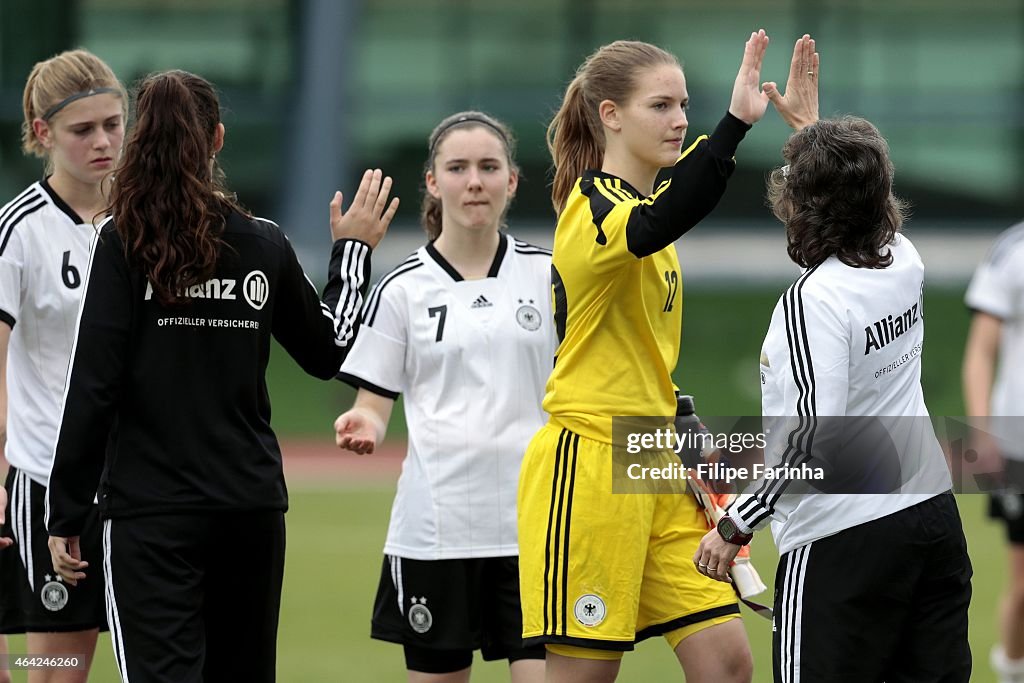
[517,422,740,651]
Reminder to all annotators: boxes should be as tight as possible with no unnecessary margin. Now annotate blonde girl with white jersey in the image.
[0,48,125,683]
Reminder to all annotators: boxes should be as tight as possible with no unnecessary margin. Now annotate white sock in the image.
[992,645,1024,683]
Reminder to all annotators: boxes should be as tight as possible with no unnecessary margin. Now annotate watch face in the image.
[719,518,738,537]
[718,516,750,544]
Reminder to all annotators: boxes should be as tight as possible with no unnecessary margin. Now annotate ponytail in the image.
[547,76,604,216]
[421,193,444,242]
[547,41,679,216]
[111,70,246,307]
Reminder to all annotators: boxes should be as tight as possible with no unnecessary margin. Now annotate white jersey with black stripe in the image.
[0,180,98,486]
[965,222,1024,457]
[729,235,952,554]
[339,234,556,560]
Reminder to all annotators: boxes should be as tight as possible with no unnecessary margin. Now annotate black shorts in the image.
[772,492,972,683]
[0,467,107,634]
[371,555,544,663]
[990,460,1024,544]
[990,492,1024,543]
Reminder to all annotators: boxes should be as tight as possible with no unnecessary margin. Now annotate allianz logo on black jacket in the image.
[143,270,269,310]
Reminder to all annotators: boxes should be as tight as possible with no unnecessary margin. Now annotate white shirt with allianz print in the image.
[729,235,952,555]
[338,234,556,560]
[0,181,98,487]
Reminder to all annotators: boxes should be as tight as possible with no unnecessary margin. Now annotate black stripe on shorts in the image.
[543,428,579,638]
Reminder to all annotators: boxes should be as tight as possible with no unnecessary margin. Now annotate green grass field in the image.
[3,488,1002,681]
[4,286,991,680]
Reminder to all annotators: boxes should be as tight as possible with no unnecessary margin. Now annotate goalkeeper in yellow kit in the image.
[517,33,820,682]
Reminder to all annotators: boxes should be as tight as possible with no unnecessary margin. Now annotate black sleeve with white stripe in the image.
[271,237,371,380]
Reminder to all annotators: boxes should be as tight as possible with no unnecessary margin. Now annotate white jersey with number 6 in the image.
[0,180,98,486]
[340,234,555,560]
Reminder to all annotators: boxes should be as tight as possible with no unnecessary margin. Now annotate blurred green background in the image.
[1,0,1023,241]
[0,0,1018,679]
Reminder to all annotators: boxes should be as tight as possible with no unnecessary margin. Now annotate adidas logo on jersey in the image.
[471,295,493,309]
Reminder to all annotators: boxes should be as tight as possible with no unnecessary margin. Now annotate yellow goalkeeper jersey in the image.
[543,113,749,442]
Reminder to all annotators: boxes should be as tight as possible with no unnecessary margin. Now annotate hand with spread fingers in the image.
[763,34,820,131]
[329,168,401,249]
[728,29,772,125]
[47,535,88,586]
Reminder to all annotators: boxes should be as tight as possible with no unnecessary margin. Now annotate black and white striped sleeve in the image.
[0,189,41,327]
[0,222,24,328]
[272,237,371,380]
[336,261,414,399]
[729,273,850,533]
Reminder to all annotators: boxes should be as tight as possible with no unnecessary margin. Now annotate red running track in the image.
[281,438,405,484]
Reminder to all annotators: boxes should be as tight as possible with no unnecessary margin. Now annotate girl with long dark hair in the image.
[44,70,398,683]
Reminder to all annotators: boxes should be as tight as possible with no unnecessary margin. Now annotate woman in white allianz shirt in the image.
[696,114,972,683]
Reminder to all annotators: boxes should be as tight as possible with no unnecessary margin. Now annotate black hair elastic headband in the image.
[41,86,121,121]
[429,115,508,155]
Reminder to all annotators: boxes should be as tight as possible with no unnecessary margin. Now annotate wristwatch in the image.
[717,515,754,546]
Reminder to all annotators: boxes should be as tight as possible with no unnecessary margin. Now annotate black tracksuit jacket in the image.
[46,210,370,536]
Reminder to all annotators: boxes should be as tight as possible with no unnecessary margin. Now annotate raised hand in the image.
[330,169,400,249]
[763,34,819,130]
[728,29,771,125]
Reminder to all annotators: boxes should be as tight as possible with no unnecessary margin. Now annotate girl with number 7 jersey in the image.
[335,111,554,682]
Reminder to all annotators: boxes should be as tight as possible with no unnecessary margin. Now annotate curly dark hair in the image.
[766,116,908,269]
[111,70,247,307]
